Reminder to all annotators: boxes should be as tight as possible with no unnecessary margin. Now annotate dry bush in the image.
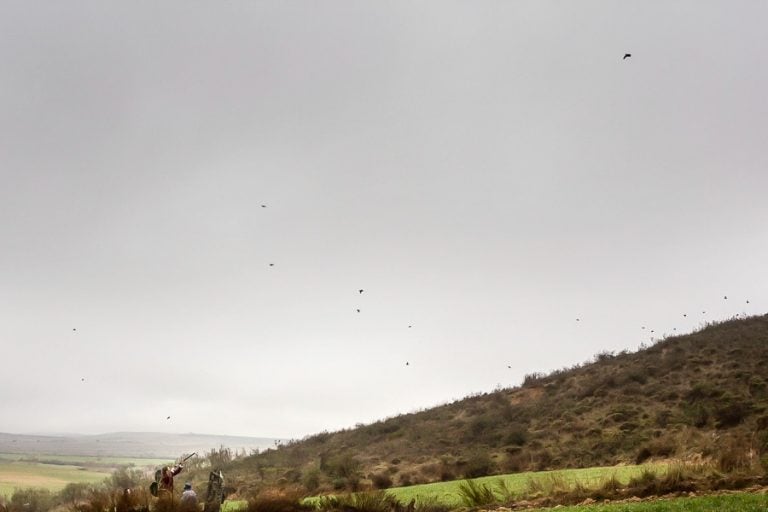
[246,487,311,512]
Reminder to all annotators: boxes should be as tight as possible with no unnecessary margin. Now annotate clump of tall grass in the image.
[316,491,398,512]
[524,472,570,497]
[412,495,451,512]
[456,479,497,507]
[493,478,517,503]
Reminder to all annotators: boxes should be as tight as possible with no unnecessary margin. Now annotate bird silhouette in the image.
[356,309,361,313]
[623,53,631,60]
[406,362,409,366]
[408,325,412,328]
[73,328,76,332]
[724,295,728,300]
[166,416,171,420]
[683,314,687,317]
[359,289,364,294]
[507,365,511,369]
[269,263,274,267]
[261,204,267,208]
[702,311,706,314]
[576,318,581,322]
[747,300,750,304]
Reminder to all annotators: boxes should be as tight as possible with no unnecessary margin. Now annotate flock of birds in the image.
[577,295,754,345]
[68,52,764,425]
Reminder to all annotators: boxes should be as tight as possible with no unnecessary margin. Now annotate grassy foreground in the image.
[528,492,767,511]
[383,464,666,507]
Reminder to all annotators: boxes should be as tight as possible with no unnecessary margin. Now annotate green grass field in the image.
[0,453,170,497]
[527,493,768,511]
[208,463,768,512]
[385,463,667,506]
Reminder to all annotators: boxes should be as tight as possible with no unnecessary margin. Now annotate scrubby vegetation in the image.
[4,315,768,511]
[209,315,768,497]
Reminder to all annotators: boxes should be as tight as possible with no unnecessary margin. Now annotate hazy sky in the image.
[1,1,767,439]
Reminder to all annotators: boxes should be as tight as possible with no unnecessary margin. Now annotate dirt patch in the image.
[508,387,543,406]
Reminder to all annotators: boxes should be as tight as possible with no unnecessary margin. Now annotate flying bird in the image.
[408,325,412,328]
[166,416,171,420]
[724,295,728,300]
[261,204,267,208]
[358,289,364,294]
[268,263,274,267]
[623,53,631,60]
[405,362,409,366]
[683,314,687,317]
[576,318,581,322]
[356,309,361,313]
[747,300,750,304]
[72,328,76,332]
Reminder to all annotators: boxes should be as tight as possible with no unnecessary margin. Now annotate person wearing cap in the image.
[180,482,198,510]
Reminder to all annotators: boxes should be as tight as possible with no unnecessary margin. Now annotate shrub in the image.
[370,473,393,490]
[716,436,754,472]
[462,452,495,478]
[247,488,312,512]
[714,400,750,428]
[504,428,527,446]
[302,468,321,492]
[8,489,54,512]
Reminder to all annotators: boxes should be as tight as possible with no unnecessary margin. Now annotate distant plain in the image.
[0,452,167,497]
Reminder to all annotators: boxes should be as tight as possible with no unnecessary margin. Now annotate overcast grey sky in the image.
[1,1,767,439]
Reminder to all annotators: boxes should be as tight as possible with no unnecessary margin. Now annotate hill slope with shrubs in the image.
[223,315,768,496]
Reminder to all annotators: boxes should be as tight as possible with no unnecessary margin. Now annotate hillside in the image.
[220,315,768,495]
[0,432,279,459]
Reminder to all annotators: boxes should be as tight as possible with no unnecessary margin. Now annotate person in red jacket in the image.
[158,463,184,502]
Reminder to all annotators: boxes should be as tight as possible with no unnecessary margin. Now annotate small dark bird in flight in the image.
[623,53,631,60]
[702,311,706,314]
[166,416,171,420]
[747,300,750,304]
[641,326,646,330]
[81,378,85,382]
[406,362,409,366]
[724,295,728,300]
[261,204,267,208]
[650,330,655,333]
[576,318,580,322]
[356,309,361,313]
[73,328,76,332]
[269,263,274,267]
[408,325,412,328]
[683,314,687,317]
[359,289,364,294]
[507,365,511,369]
